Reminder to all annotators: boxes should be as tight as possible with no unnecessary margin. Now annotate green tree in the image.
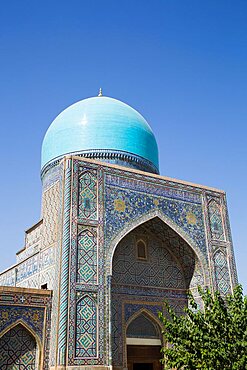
[159,285,247,370]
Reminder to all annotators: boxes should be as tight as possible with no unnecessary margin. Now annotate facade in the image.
[0,93,238,370]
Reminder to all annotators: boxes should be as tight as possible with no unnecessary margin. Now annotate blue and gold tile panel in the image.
[105,176,206,254]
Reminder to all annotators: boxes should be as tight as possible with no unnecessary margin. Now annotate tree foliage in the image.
[159,285,247,369]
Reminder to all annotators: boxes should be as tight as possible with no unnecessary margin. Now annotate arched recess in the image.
[109,210,207,368]
[0,319,42,369]
[125,309,164,370]
[107,209,208,286]
[125,309,163,344]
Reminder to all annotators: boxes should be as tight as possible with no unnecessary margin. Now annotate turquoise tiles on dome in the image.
[41,96,159,172]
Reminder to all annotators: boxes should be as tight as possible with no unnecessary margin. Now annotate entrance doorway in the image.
[127,345,162,370]
[126,313,162,370]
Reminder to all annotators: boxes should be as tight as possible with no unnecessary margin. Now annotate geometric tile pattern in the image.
[38,158,236,367]
[126,314,160,338]
[0,305,45,340]
[134,218,204,290]
[58,160,72,365]
[0,288,52,370]
[214,250,231,295]
[0,324,37,369]
[112,231,186,289]
[42,181,60,248]
[77,227,97,284]
[65,160,103,366]
[16,255,39,284]
[105,177,207,255]
[0,269,15,287]
[78,170,97,220]
[208,199,225,241]
[75,295,97,358]
[110,217,202,367]
[17,221,42,263]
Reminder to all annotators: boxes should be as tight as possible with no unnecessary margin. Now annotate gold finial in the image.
[98,87,103,97]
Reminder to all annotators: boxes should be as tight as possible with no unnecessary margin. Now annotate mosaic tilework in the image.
[96,166,106,365]
[25,221,42,249]
[134,218,205,289]
[58,158,72,365]
[112,233,186,289]
[17,277,39,289]
[124,302,164,324]
[42,181,60,248]
[0,324,37,369]
[208,199,225,241]
[213,250,231,295]
[111,221,194,367]
[39,266,55,289]
[40,247,55,272]
[65,160,104,366]
[42,162,61,191]
[47,163,64,367]
[16,244,40,264]
[78,169,97,220]
[223,200,238,287]
[77,227,97,284]
[0,269,15,287]
[111,294,187,367]
[16,254,39,284]
[105,180,207,255]
[0,287,52,370]
[126,313,160,338]
[106,174,201,203]
[17,221,42,263]
[75,295,97,358]
[0,305,45,339]
[13,247,55,288]
[37,158,236,367]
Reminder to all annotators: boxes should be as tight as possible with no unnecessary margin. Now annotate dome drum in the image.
[41,148,159,179]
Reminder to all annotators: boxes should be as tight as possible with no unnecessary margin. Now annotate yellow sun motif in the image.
[186,212,197,225]
[2,311,8,319]
[114,199,126,212]
[153,199,159,206]
[33,313,39,321]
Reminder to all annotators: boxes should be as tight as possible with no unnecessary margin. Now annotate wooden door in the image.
[127,345,162,370]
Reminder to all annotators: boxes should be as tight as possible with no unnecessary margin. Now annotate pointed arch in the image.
[107,209,209,286]
[0,319,42,348]
[125,308,163,337]
[0,319,42,369]
[75,294,97,358]
[123,309,163,362]
[78,169,97,220]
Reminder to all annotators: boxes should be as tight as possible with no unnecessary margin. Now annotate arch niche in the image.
[0,321,41,370]
[109,214,206,369]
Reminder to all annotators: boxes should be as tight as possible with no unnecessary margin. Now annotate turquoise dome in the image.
[41,96,159,174]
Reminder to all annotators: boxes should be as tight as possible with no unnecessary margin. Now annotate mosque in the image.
[0,91,238,370]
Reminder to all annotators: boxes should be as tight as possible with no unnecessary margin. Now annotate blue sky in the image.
[0,1,246,291]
